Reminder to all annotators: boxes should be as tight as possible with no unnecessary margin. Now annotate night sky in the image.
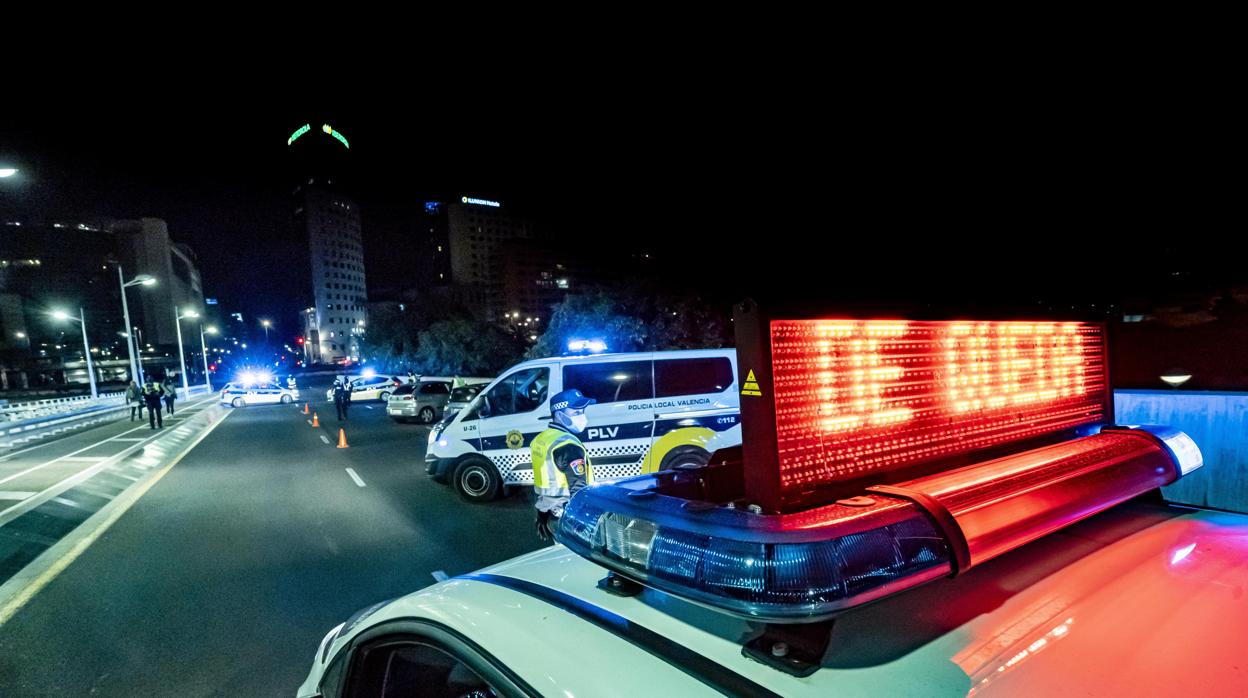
[3,81,1241,335]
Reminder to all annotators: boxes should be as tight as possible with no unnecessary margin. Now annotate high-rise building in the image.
[286,121,368,364]
[0,216,206,390]
[445,196,532,320]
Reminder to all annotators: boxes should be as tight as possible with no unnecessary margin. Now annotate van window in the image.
[655,357,734,398]
[474,367,549,419]
[563,361,654,404]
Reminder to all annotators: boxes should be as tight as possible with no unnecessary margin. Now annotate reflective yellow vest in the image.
[530,427,594,497]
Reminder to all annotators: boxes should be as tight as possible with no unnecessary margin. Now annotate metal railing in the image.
[0,392,127,423]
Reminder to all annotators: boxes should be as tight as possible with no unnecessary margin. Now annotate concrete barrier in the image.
[1116,389,1248,514]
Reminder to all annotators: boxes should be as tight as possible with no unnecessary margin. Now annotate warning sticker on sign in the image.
[741,369,763,397]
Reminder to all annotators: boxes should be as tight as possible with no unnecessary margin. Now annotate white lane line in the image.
[431,570,449,582]
[364,405,374,410]
[0,491,36,501]
[345,468,366,487]
[61,456,107,462]
[306,419,313,425]
[319,434,331,445]
[110,437,147,442]
[0,425,153,487]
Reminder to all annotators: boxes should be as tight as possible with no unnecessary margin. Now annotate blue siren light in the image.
[556,479,952,622]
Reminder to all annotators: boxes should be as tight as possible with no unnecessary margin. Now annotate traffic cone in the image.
[302,403,309,415]
[337,428,349,449]
[311,412,320,427]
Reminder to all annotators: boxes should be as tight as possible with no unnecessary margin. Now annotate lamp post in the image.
[51,308,98,399]
[175,308,200,396]
[261,319,272,345]
[117,266,156,384]
[201,325,218,390]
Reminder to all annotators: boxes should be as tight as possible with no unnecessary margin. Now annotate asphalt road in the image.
[0,377,543,696]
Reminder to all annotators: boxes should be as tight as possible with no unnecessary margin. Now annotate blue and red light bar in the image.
[554,304,1203,624]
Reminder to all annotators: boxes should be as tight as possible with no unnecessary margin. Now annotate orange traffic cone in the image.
[311,412,320,428]
[337,428,349,449]
[302,403,309,415]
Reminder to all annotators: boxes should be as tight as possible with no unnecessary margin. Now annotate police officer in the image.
[530,388,596,541]
[333,377,351,421]
[143,378,165,429]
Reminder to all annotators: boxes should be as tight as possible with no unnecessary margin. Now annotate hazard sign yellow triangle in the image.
[746,370,757,383]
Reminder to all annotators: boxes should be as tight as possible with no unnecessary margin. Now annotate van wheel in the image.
[660,446,710,471]
[418,406,435,424]
[231,397,245,408]
[455,457,501,503]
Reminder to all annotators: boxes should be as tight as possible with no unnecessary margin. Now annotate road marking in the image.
[0,491,35,501]
[319,434,331,445]
[62,456,107,462]
[345,468,366,487]
[365,405,374,410]
[0,407,231,627]
[110,437,147,442]
[431,570,449,582]
[306,419,312,425]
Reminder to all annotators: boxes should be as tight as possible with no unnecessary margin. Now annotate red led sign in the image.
[766,320,1108,493]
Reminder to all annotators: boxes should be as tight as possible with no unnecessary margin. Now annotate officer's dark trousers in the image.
[336,401,348,421]
[148,401,163,428]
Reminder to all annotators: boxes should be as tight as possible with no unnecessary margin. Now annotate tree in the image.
[414,319,522,376]
[528,286,729,359]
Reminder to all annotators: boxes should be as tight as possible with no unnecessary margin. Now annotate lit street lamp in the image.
[117,266,156,384]
[175,308,200,396]
[201,325,218,390]
[51,307,98,399]
[261,319,272,344]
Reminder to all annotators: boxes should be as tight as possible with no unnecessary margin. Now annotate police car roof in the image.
[345,500,1247,697]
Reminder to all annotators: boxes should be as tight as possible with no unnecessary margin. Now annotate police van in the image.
[424,349,740,502]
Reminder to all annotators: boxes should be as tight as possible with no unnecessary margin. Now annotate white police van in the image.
[424,349,740,502]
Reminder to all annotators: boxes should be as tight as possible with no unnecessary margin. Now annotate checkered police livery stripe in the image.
[492,445,647,484]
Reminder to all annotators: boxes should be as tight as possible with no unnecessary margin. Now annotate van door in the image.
[560,359,655,481]
[472,366,552,485]
[645,355,739,472]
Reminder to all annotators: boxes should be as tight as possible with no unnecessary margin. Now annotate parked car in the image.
[325,374,403,402]
[387,377,491,424]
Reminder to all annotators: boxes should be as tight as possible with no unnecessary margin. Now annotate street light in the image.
[175,308,200,396]
[200,325,218,390]
[51,307,98,398]
[261,319,272,343]
[117,266,156,384]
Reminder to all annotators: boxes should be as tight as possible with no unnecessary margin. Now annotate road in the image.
[0,377,543,696]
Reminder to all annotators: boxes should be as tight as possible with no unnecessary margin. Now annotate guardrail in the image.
[0,392,127,423]
[1116,389,1248,515]
[0,385,212,447]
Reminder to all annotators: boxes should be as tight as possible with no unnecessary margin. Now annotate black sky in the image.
[2,70,1240,336]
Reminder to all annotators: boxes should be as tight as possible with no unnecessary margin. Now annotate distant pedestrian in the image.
[126,380,145,421]
[143,379,165,429]
[333,378,351,421]
[162,375,177,415]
